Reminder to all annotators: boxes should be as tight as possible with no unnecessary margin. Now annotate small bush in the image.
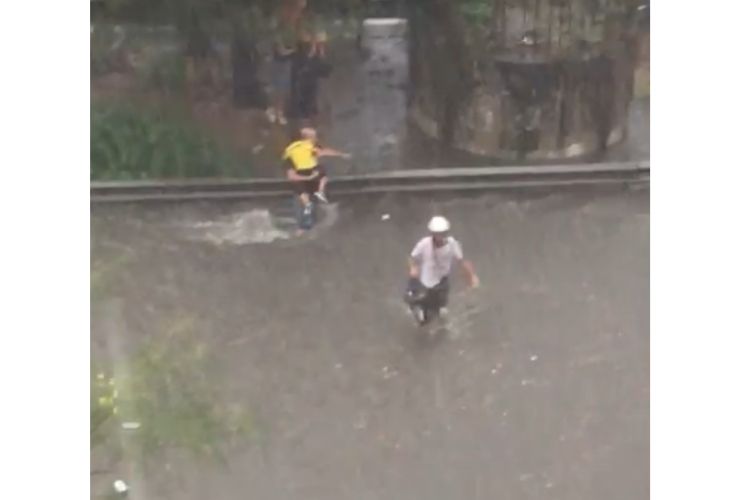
[91,25,125,77]
[91,315,254,465]
[91,104,249,180]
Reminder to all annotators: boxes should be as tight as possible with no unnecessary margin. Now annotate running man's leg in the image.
[436,277,451,308]
[290,176,313,208]
[430,277,451,320]
[314,165,329,202]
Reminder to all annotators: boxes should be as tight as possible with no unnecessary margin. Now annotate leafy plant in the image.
[92,369,119,449]
[91,104,250,180]
[459,0,492,26]
[91,315,254,466]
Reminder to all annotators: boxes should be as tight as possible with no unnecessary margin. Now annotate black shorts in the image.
[290,165,326,195]
[405,276,450,309]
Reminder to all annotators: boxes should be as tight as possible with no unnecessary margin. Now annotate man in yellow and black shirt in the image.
[282,127,350,212]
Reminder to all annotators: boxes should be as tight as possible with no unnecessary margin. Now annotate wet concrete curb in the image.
[91,161,649,204]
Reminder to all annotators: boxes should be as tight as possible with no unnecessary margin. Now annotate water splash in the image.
[184,209,291,246]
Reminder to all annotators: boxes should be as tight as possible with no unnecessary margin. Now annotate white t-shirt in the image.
[410,236,464,288]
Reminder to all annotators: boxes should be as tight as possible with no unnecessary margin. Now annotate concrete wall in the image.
[408,2,637,161]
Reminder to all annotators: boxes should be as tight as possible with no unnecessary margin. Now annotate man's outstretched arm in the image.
[316,146,351,159]
[460,259,480,288]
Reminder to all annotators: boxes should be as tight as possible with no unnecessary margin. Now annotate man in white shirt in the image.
[406,216,480,324]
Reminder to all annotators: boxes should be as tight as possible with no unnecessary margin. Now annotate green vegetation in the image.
[91,104,249,180]
[459,0,492,25]
[92,315,254,466]
[91,251,253,469]
[91,369,118,450]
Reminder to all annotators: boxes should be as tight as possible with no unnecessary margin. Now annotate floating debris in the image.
[113,479,128,494]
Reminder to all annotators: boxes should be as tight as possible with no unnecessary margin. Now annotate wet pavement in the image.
[91,187,649,500]
[315,36,650,172]
[605,97,650,162]
[317,46,650,173]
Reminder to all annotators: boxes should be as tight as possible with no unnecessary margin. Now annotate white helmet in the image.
[427,216,450,233]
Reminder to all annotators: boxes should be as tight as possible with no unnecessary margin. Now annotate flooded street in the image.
[91,187,649,499]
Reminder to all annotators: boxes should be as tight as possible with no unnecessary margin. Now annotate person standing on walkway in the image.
[285,29,332,125]
[266,0,307,125]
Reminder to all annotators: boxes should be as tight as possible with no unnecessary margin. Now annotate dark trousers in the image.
[405,276,450,310]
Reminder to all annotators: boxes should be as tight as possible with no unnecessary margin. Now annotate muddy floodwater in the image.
[91,188,649,500]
